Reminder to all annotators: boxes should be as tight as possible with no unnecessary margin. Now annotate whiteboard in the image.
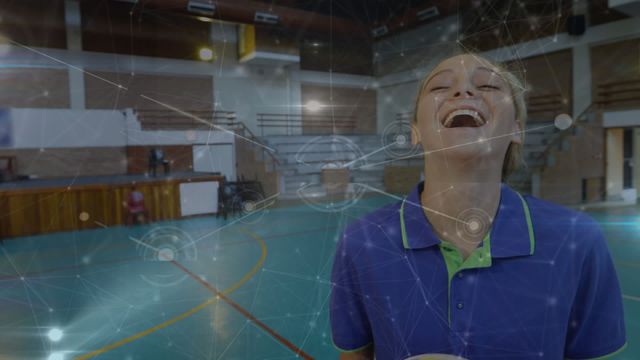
[180,181,219,216]
[192,144,235,180]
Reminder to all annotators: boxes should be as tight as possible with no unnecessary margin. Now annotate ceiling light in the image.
[198,47,214,61]
[371,25,389,38]
[187,0,215,16]
[416,6,439,21]
[255,11,279,25]
[196,16,213,23]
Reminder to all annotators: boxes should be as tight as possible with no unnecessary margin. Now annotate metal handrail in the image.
[532,103,598,173]
[257,113,357,136]
[233,121,281,166]
[133,108,280,167]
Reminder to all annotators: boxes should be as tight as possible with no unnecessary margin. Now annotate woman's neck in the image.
[420,160,503,258]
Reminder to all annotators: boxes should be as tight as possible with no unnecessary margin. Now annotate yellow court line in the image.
[74,229,267,360]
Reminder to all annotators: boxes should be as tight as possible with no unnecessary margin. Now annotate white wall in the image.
[606,128,624,199]
[9,108,126,149]
[3,108,235,149]
[603,109,640,128]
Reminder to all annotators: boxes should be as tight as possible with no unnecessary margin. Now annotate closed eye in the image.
[430,86,449,92]
[479,85,500,90]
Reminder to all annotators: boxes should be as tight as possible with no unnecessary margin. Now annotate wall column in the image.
[606,128,624,200]
[572,44,591,118]
[65,0,85,109]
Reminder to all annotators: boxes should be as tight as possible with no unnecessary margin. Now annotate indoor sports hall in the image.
[0,1,639,359]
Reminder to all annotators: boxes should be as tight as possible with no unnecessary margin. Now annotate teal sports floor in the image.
[0,196,638,360]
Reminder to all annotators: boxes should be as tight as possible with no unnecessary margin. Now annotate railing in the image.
[595,78,640,108]
[527,93,566,116]
[531,103,598,173]
[133,108,280,169]
[257,113,356,136]
[232,121,281,167]
[135,109,238,130]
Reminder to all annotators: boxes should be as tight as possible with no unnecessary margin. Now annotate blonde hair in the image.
[412,53,528,180]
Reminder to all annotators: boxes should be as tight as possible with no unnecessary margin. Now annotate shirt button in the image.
[456,302,464,310]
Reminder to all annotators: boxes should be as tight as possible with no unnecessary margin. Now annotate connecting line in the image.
[9,40,129,90]
[140,95,277,153]
[250,192,280,212]
[354,183,471,226]
[128,236,161,253]
[7,39,276,155]
[176,192,280,251]
[343,141,398,168]
[352,123,557,171]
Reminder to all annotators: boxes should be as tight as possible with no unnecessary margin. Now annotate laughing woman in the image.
[330,54,626,360]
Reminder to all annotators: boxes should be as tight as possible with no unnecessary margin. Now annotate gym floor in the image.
[0,196,638,360]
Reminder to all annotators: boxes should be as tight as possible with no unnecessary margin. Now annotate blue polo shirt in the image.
[330,182,626,360]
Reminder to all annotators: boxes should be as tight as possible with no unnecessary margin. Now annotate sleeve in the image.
[330,229,373,352]
[564,219,627,359]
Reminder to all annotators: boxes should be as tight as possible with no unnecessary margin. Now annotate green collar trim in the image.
[515,191,535,255]
[400,199,410,249]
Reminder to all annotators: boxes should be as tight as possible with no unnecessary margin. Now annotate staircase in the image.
[261,134,423,199]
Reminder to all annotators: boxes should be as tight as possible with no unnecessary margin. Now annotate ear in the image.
[510,119,523,145]
[411,122,421,145]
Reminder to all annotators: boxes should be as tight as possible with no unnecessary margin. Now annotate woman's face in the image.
[414,54,521,163]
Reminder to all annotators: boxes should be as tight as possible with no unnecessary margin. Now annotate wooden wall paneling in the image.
[0,176,222,239]
[591,38,640,110]
[60,191,79,233]
[0,195,9,239]
[0,148,127,179]
[81,1,211,61]
[85,72,213,111]
[0,68,71,108]
[0,0,67,49]
[301,84,377,135]
[126,145,194,175]
[37,192,62,235]
[505,50,572,122]
[112,187,125,226]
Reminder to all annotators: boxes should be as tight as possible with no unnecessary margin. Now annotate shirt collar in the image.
[399,182,535,258]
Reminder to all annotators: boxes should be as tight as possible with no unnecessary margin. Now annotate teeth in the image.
[443,109,485,128]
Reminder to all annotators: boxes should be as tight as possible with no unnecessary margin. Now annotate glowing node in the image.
[198,47,214,61]
[157,247,176,262]
[395,134,407,145]
[554,113,573,130]
[78,212,90,222]
[468,220,480,232]
[305,100,322,112]
[243,201,256,212]
[47,328,63,342]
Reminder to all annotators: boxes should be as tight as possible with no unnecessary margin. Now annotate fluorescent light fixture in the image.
[196,16,213,23]
[187,0,215,16]
[416,6,439,21]
[255,11,279,25]
[371,25,389,38]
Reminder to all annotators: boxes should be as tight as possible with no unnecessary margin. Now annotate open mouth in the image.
[442,109,486,128]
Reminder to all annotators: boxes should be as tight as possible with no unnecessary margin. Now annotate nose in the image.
[454,89,474,97]
[452,81,475,98]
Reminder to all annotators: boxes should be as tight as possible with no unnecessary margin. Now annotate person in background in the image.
[126,185,149,225]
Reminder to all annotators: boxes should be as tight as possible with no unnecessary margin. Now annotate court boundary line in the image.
[73,229,268,360]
